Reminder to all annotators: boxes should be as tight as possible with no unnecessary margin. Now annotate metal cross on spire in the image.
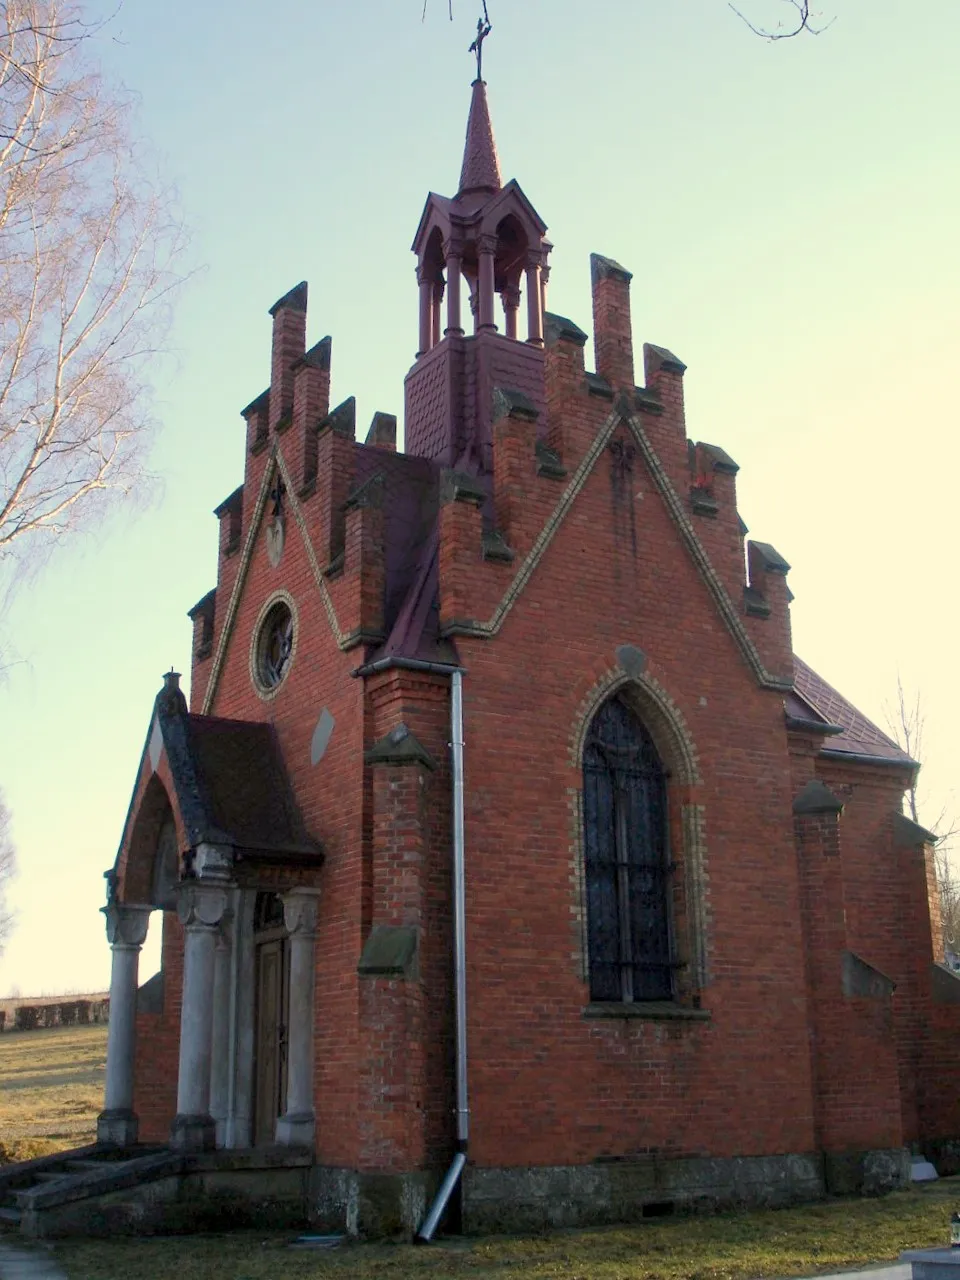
[468,1,492,81]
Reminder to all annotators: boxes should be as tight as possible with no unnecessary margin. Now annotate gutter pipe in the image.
[416,668,468,1242]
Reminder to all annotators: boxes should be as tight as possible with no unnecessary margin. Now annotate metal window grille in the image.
[583,697,673,1002]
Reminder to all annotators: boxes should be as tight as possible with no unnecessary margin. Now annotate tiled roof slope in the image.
[184,715,319,858]
[792,656,916,766]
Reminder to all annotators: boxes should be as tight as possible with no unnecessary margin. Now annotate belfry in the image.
[405,73,550,471]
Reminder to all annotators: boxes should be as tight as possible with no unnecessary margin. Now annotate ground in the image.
[47,1193,956,1279]
[0,1024,104,1163]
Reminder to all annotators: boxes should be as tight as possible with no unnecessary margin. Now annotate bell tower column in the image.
[525,250,544,346]
[444,242,464,336]
[478,234,497,332]
[417,266,434,358]
[502,285,521,339]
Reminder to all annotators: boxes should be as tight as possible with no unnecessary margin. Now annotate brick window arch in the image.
[583,696,674,1003]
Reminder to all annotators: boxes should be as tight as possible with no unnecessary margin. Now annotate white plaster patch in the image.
[311,708,335,766]
[148,716,164,772]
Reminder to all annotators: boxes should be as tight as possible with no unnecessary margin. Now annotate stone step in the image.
[31,1173,70,1184]
[0,1206,22,1227]
[62,1160,107,1173]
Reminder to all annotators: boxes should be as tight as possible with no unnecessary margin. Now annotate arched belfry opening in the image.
[405,76,552,468]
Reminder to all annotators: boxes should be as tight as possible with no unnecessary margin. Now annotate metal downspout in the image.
[416,669,468,1242]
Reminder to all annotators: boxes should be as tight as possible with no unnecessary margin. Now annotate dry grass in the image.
[52,1188,953,1280]
[0,1022,107,1161]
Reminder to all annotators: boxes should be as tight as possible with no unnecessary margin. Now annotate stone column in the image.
[97,904,151,1146]
[525,252,543,346]
[478,235,497,332]
[502,285,521,339]
[275,888,321,1146]
[209,913,233,1148]
[170,880,229,1152]
[444,243,463,336]
[431,281,444,350]
[416,267,433,358]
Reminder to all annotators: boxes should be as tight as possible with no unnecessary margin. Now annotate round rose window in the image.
[256,601,294,691]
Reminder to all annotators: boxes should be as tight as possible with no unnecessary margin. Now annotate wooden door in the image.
[253,936,288,1146]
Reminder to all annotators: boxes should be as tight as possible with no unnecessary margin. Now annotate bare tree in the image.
[0,1,185,569]
[885,675,960,953]
[0,789,15,956]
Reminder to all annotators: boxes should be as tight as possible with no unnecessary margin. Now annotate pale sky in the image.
[1,0,958,995]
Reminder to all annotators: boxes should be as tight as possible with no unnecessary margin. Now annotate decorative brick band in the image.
[569,666,702,786]
[202,448,279,712]
[202,443,350,714]
[456,403,791,692]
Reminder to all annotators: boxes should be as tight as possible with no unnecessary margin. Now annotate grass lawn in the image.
[51,1189,955,1280]
[0,1023,107,1163]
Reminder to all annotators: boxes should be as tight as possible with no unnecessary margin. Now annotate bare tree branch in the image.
[0,788,16,955]
[729,0,836,39]
[423,1,832,38]
[884,673,960,954]
[0,0,187,576]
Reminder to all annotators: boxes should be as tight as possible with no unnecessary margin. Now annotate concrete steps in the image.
[0,1144,313,1239]
[0,1144,156,1237]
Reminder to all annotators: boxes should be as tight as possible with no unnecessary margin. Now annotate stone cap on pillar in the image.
[365,722,437,771]
[792,779,844,816]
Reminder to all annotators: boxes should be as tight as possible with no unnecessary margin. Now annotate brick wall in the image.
[115,243,948,1187]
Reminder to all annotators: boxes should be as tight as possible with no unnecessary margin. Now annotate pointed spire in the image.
[458,79,502,197]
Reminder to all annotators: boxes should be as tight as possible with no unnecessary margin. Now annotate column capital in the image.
[442,238,464,262]
[477,233,499,256]
[193,841,233,879]
[177,881,229,931]
[501,285,521,309]
[101,903,150,949]
[282,887,321,938]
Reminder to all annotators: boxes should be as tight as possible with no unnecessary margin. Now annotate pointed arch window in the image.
[583,697,673,1003]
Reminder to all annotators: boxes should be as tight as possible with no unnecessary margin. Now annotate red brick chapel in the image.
[98,68,960,1236]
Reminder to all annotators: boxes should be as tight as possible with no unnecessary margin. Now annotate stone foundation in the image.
[308,1166,439,1238]
[922,1138,960,1177]
[462,1152,828,1234]
[306,1146,911,1237]
[823,1147,911,1196]
[12,1145,914,1240]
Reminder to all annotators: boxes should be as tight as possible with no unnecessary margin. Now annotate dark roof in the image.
[131,676,321,861]
[183,714,318,857]
[792,657,915,767]
[349,443,459,666]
